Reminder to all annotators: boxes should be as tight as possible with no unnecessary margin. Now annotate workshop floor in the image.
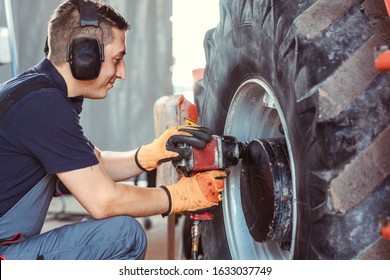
[42,195,184,260]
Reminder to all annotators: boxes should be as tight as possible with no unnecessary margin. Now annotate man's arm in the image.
[93,147,143,182]
[57,163,169,219]
[57,162,227,219]
[56,126,225,219]
[92,126,214,182]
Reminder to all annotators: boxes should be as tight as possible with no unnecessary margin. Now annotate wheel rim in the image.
[223,78,297,259]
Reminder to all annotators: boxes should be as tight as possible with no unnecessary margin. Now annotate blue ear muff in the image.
[67,37,103,80]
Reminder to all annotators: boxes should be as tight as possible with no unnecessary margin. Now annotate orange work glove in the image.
[159,170,227,216]
[135,126,212,171]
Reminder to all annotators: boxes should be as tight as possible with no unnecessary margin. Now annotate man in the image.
[0,0,226,260]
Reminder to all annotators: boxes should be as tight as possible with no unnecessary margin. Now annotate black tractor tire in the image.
[195,0,390,259]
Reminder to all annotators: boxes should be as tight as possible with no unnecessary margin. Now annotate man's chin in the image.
[88,91,109,100]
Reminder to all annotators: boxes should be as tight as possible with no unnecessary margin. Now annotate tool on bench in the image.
[173,135,246,259]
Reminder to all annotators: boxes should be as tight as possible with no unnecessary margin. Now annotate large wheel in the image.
[195,0,390,259]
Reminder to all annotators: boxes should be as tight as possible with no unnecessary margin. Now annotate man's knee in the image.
[111,216,147,259]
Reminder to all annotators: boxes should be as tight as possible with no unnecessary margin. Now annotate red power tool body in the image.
[173,135,244,259]
[175,135,242,177]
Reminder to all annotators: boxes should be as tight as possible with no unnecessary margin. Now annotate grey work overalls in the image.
[0,174,147,260]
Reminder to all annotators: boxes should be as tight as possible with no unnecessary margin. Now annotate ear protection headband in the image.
[66,0,105,80]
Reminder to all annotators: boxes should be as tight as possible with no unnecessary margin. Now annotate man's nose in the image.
[116,60,126,79]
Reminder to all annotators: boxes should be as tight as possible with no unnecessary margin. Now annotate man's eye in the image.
[114,57,125,66]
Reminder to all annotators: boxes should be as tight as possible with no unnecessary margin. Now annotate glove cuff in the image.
[159,185,172,217]
[135,145,160,171]
[135,147,148,172]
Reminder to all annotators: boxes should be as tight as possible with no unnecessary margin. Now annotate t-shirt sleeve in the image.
[7,89,99,174]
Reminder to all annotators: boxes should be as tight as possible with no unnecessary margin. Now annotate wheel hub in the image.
[240,138,293,243]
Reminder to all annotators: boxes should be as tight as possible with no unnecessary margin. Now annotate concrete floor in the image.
[42,195,184,260]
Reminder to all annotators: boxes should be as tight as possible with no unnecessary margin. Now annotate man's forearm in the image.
[57,164,169,219]
[95,149,144,182]
[109,182,169,218]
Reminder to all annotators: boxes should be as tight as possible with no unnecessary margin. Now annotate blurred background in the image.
[0,0,219,151]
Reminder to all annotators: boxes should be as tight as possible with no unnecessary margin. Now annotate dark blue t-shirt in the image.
[0,58,99,217]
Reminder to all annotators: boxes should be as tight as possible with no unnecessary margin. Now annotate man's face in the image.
[83,27,127,99]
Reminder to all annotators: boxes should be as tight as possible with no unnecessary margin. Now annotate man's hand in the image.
[135,126,212,171]
[160,170,227,216]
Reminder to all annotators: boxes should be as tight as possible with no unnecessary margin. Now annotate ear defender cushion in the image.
[68,37,102,80]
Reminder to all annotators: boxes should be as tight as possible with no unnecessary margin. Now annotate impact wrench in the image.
[173,135,246,259]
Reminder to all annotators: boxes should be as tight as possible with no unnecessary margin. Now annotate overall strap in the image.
[0,81,51,120]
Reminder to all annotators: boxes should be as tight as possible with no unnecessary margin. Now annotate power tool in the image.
[173,135,246,259]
